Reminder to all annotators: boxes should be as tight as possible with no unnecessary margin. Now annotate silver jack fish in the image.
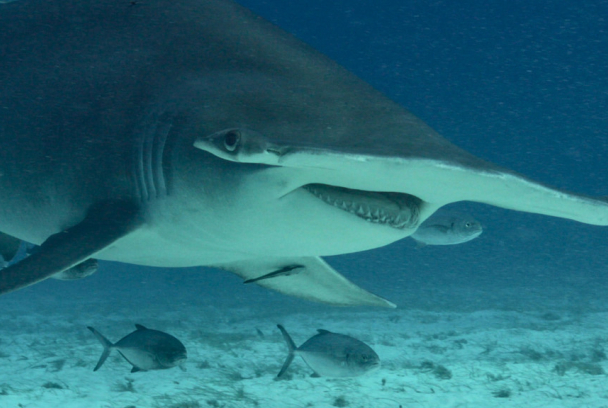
[88,324,187,373]
[277,324,380,378]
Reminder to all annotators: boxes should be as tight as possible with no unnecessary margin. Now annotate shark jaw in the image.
[302,184,421,230]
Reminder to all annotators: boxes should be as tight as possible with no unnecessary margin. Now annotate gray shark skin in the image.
[0,0,607,306]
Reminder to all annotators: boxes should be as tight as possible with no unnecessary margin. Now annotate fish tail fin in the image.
[276,324,297,378]
[87,326,114,372]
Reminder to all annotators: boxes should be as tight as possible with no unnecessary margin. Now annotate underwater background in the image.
[1,0,608,407]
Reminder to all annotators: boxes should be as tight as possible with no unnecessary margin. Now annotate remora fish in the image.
[25,244,98,280]
[276,324,380,378]
[411,214,483,246]
[0,241,96,279]
[88,324,187,373]
[0,0,607,307]
[52,258,98,280]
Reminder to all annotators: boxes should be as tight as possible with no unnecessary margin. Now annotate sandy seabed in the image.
[0,291,607,408]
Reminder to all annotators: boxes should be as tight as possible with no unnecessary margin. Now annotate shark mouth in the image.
[303,184,421,230]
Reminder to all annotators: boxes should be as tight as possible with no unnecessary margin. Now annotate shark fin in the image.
[0,200,142,295]
[215,256,396,308]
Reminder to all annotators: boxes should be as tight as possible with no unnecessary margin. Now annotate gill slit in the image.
[134,113,171,202]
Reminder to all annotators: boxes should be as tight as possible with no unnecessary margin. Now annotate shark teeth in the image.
[303,184,421,230]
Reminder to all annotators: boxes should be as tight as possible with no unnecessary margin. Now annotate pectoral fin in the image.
[0,200,142,295]
[216,256,396,308]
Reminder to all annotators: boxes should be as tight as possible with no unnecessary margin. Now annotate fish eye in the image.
[224,130,240,152]
[465,222,472,228]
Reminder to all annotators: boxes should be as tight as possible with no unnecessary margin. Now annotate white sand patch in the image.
[0,297,607,408]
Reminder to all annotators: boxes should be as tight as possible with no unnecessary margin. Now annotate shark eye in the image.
[465,222,472,228]
[224,130,240,152]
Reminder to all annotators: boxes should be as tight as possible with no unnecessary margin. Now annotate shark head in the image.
[141,2,608,262]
